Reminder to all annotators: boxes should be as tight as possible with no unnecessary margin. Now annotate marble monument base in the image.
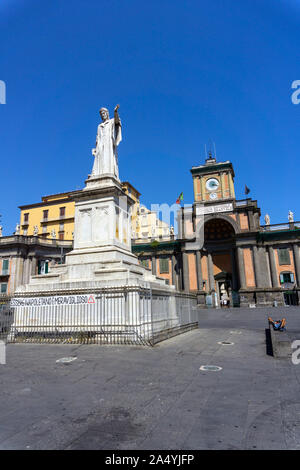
[16,174,169,293]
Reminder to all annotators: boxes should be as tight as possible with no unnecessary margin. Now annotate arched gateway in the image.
[202,217,238,308]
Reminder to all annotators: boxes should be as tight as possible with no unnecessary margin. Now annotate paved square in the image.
[0,307,300,450]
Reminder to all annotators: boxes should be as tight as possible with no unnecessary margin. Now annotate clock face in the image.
[210,192,218,200]
[206,178,219,191]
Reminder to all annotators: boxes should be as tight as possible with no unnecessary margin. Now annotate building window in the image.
[59,220,65,240]
[280,272,294,284]
[1,283,7,294]
[159,257,169,274]
[38,260,49,275]
[24,213,29,223]
[140,259,149,268]
[278,248,291,265]
[43,210,49,221]
[60,207,65,217]
[2,259,9,275]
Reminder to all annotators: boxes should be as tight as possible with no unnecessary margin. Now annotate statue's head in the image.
[99,107,109,122]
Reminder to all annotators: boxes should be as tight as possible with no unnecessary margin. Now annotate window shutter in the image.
[1,283,7,294]
[2,259,9,274]
[278,248,290,265]
[281,272,294,284]
[159,257,169,274]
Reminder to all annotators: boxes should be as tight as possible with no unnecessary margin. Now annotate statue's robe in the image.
[92,118,122,179]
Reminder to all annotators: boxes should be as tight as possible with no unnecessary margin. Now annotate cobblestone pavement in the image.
[0,306,300,450]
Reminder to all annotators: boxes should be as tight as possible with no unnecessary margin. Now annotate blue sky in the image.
[0,0,299,234]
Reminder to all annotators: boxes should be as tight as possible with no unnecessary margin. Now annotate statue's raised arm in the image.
[114,104,121,126]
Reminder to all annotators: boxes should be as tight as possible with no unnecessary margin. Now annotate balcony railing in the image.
[133,234,177,244]
[260,221,300,232]
[40,215,73,224]
[235,199,248,207]
[0,235,73,247]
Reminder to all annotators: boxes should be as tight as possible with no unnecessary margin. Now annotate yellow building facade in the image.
[20,191,77,240]
[19,182,167,241]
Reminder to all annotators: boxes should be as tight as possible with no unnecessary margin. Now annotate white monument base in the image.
[16,175,168,294]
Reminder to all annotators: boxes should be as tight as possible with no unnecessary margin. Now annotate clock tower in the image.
[191,152,235,204]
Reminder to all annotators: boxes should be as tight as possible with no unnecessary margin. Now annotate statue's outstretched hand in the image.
[114,104,121,125]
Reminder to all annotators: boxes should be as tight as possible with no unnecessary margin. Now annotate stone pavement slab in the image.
[0,307,300,449]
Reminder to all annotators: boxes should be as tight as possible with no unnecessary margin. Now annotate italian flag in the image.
[176,192,184,204]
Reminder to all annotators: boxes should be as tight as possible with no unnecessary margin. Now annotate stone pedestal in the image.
[16,175,169,293]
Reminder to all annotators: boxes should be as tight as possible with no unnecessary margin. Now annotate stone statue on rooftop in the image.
[33,225,39,236]
[15,224,20,235]
[264,214,270,225]
[0,226,2,237]
[91,105,122,180]
[288,210,294,223]
[51,229,56,239]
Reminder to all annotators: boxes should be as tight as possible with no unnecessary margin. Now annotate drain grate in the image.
[218,341,234,345]
[56,357,77,364]
[199,365,222,372]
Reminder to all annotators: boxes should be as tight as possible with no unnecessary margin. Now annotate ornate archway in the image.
[204,218,235,241]
[201,216,239,306]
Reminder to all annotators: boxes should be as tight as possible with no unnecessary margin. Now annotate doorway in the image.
[284,292,299,306]
[215,272,232,308]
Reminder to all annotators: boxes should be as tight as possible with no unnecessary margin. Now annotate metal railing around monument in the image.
[0,288,199,347]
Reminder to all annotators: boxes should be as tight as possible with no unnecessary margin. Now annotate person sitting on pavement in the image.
[268,317,286,331]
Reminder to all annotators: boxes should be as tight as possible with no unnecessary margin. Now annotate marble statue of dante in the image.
[91,105,122,179]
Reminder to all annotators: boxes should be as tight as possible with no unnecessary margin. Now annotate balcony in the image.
[133,234,177,244]
[234,198,258,209]
[260,221,300,232]
[0,235,73,247]
[40,215,74,224]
